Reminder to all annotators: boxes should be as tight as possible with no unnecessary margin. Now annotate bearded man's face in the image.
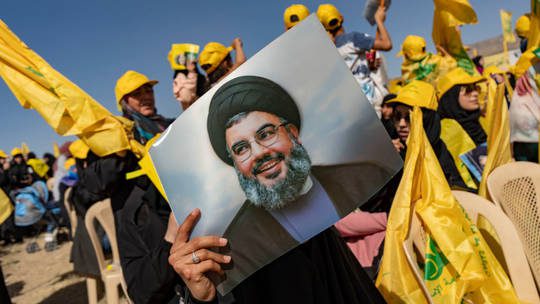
[225,111,311,209]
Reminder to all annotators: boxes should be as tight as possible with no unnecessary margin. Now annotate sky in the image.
[0,0,530,156]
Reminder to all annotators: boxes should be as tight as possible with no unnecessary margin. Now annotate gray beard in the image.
[234,143,312,210]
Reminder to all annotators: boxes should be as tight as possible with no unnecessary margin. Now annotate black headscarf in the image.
[207,75,301,166]
[438,85,487,145]
[392,103,468,189]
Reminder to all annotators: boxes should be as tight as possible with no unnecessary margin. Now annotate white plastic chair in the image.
[85,198,131,303]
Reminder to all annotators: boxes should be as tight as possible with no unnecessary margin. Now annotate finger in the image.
[193,260,225,277]
[178,235,228,256]
[185,249,232,265]
[175,209,201,244]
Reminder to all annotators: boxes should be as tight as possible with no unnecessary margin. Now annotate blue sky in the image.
[0,0,530,156]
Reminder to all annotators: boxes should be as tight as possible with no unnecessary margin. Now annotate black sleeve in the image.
[116,188,181,304]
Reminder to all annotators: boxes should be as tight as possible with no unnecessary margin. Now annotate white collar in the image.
[299,175,313,196]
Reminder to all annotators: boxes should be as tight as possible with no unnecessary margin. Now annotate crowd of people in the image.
[0,2,539,304]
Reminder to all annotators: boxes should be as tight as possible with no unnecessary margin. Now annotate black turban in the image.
[207,75,301,166]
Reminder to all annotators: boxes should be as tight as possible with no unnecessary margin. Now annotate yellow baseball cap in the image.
[436,68,485,97]
[284,4,310,30]
[11,147,22,156]
[115,70,158,111]
[0,149,7,158]
[316,4,343,32]
[69,139,90,159]
[515,14,530,38]
[386,80,438,111]
[401,35,427,62]
[199,42,233,75]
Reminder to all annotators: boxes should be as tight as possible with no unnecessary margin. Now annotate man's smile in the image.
[253,154,285,177]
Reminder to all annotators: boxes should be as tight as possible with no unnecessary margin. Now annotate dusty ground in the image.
[1,234,99,304]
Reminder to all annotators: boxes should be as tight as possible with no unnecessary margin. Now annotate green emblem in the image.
[425,237,449,281]
[25,66,44,77]
[533,47,540,59]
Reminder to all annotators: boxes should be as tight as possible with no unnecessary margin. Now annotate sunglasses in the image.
[463,84,480,94]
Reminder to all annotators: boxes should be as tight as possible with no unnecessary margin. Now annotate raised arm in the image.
[372,6,392,51]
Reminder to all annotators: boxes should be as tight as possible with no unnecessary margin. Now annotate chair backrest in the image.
[84,198,120,274]
[63,187,76,237]
[452,190,540,304]
[487,161,540,290]
[402,212,434,304]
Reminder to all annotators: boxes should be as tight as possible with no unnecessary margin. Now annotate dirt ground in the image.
[1,234,100,304]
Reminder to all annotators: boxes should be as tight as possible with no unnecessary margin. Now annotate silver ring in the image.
[191,251,201,264]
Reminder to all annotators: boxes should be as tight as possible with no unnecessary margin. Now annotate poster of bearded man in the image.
[150,15,402,294]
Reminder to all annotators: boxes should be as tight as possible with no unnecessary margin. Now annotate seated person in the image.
[387,80,468,189]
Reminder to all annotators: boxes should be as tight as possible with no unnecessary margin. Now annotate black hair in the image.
[382,94,397,106]
[208,54,232,85]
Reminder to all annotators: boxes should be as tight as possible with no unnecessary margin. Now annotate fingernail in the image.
[224,255,231,263]
[219,238,228,245]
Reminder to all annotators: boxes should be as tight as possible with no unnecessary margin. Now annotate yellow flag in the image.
[401,53,457,86]
[501,10,516,44]
[53,142,60,158]
[478,84,512,197]
[376,107,519,303]
[440,119,478,189]
[0,188,13,225]
[432,0,478,75]
[0,20,142,157]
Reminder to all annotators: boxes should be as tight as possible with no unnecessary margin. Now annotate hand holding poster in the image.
[150,15,402,295]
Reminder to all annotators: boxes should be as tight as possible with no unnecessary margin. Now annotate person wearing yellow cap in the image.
[199,38,246,86]
[400,35,457,86]
[8,147,32,189]
[316,3,392,116]
[115,70,174,145]
[515,14,531,53]
[386,80,468,188]
[436,68,489,188]
[283,4,309,31]
[438,68,487,144]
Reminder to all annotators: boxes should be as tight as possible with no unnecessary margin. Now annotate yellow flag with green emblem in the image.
[432,0,478,75]
[0,20,143,157]
[376,107,520,303]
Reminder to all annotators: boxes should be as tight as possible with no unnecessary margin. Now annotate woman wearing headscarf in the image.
[437,68,487,190]
[387,80,468,189]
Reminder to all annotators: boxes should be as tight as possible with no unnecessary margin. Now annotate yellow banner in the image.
[0,189,13,225]
[479,83,513,197]
[501,10,516,43]
[0,20,143,157]
[376,107,519,303]
[432,0,478,75]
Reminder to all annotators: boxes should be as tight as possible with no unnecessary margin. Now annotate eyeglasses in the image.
[230,123,287,163]
[463,84,480,94]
